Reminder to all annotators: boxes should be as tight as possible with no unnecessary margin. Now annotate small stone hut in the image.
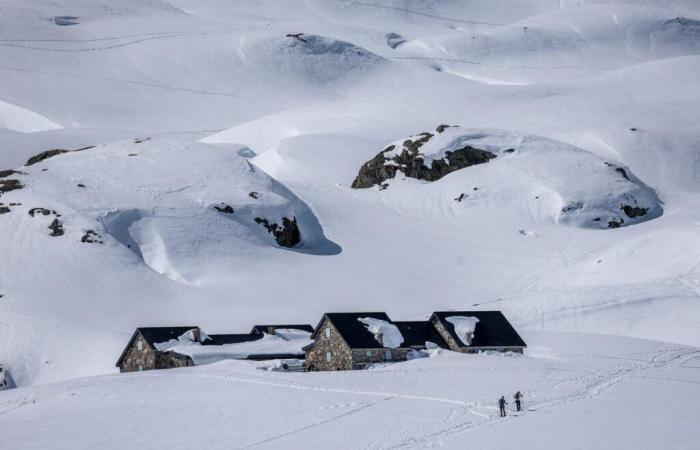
[304,313,444,371]
[116,327,201,373]
[430,311,526,354]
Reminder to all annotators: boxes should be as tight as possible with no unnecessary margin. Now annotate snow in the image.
[0,0,699,446]
[446,316,480,346]
[158,331,312,366]
[358,317,404,348]
[1,332,699,449]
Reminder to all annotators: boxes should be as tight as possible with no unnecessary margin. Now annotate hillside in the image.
[0,1,699,448]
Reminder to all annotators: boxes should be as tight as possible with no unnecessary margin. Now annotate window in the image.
[137,340,143,351]
[384,350,392,361]
[325,352,332,362]
[325,327,331,338]
[366,350,372,357]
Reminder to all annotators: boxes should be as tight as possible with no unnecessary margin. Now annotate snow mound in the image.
[354,126,662,229]
[446,316,480,346]
[241,33,386,87]
[358,317,404,348]
[0,136,340,283]
[0,99,62,133]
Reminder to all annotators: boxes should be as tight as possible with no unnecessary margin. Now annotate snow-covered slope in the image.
[0,2,700,446]
[1,332,699,449]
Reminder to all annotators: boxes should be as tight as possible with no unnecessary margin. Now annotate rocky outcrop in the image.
[25,145,95,166]
[48,218,64,237]
[214,204,234,214]
[351,128,496,189]
[622,204,648,218]
[254,216,301,247]
[0,179,23,194]
[0,170,23,179]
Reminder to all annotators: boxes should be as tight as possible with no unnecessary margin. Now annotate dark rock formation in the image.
[28,208,52,217]
[608,219,624,228]
[249,192,260,199]
[286,33,307,43]
[254,216,301,247]
[26,149,69,166]
[386,32,406,49]
[0,205,10,214]
[25,145,95,166]
[351,130,496,189]
[77,183,86,188]
[214,204,234,214]
[621,204,648,218]
[454,193,466,202]
[81,230,103,244]
[0,179,23,194]
[48,218,64,237]
[0,170,23,179]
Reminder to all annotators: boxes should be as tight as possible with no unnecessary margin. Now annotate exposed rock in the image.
[504,148,515,154]
[608,219,624,228]
[214,204,234,214]
[128,153,138,157]
[254,216,301,247]
[621,204,648,218]
[629,128,637,132]
[436,125,453,133]
[249,191,260,199]
[77,183,86,188]
[386,32,406,49]
[0,179,23,194]
[454,193,466,202]
[48,218,64,237]
[134,137,150,144]
[28,208,52,217]
[286,33,307,43]
[0,205,10,214]
[615,167,630,180]
[25,145,95,166]
[0,170,23,179]
[26,149,69,166]
[351,131,496,189]
[81,230,103,244]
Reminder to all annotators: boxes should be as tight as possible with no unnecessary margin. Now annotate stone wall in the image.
[350,348,409,369]
[155,351,195,369]
[305,317,353,371]
[119,333,156,372]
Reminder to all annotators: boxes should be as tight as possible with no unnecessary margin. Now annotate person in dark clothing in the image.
[498,396,508,417]
[514,391,522,412]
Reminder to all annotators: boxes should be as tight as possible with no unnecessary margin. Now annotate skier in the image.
[514,391,522,412]
[498,396,508,417]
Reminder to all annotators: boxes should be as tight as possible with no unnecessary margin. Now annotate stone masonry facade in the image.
[118,331,194,373]
[305,317,412,371]
[305,318,353,371]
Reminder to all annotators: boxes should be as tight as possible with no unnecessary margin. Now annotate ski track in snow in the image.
[382,347,700,449]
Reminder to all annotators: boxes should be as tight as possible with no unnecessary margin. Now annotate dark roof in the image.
[203,334,263,346]
[137,327,199,346]
[116,327,198,366]
[431,311,526,348]
[314,312,394,349]
[250,324,314,335]
[393,321,447,349]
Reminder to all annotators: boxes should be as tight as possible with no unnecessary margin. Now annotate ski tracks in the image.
[381,347,700,449]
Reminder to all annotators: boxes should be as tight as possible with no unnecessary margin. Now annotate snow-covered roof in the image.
[357,317,404,348]
[432,311,526,348]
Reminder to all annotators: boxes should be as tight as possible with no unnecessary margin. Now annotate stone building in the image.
[304,313,446,371]
[430,311,526,354]
[116,327,201,373]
